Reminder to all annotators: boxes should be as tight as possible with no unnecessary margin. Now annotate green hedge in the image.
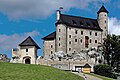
[94,64,117,79]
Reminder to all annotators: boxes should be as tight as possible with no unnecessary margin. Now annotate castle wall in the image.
[67,27,102,54]
[43,40,55,59]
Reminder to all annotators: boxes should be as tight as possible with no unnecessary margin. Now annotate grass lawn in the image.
[0,62,84,80]
[86,73,116,80]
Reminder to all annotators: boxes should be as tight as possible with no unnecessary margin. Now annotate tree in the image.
[102,34,120,68]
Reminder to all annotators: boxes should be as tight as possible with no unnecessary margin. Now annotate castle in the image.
[12,5,108,72]
[42,5,108,59]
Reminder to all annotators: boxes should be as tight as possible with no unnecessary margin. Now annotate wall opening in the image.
[25,58,31,64]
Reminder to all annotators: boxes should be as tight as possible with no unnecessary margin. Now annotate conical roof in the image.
[97,5,109,14]
[19,36,40,49]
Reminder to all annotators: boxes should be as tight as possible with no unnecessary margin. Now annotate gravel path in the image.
[72,72,102,80]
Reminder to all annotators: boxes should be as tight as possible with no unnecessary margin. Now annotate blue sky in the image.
[0,0,120,58]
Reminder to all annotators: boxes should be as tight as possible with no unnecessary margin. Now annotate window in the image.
[69,41,71,44]
[26,48,28,52]
[81,31,83,35]
[69,28,71,30]
[75,30,78,34]
[95,32,97,36]
[51,51,53,54]
[95,40,97,43]
[80,21,83,26]
[59,29,61,32]
[75,39,77,42]
[51,45,53,48]
[93,23,97,28]
[59,37,60,41]
[105,20,106,23]
[74,51,76,53]
[90,39,92,43]
[59,43,60,46]
[72,20,77,25]
[87,23,90,27]
[90,31,92,35]
[69,35,71,38]
[81,39,82,43]
[105,27,106,29]
[69,48,71,51]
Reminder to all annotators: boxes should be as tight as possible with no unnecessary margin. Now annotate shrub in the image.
[94,64,117,79]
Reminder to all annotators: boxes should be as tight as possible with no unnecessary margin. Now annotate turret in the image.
[97,5,109,43]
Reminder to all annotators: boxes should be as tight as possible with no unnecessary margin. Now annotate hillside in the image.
[0,62,84,80]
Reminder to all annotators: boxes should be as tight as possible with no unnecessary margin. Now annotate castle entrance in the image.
[25,58,31,64]
[23,56,31,64]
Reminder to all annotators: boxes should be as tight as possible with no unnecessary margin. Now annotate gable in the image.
[19,36,40,49]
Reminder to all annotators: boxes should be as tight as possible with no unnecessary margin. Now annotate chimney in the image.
[56,10,61,21]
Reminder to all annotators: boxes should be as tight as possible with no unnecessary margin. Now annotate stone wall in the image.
[37,59,95,72]
[43,40,55,59]
[67,26,102,54]
[56,24,67,53]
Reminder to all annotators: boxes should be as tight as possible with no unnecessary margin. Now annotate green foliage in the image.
[102,34,120,67]
[0,62,84,80]
[94,64,117,79]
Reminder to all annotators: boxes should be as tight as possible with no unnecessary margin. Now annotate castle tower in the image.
[97,5,109,43]
[56,10,67,53]
[18,36,40,64]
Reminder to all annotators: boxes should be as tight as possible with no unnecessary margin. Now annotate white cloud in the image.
[108,17,120,35]
[0,30,40,51]
[0,0,109,19]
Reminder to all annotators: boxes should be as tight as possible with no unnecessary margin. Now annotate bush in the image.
[94,64,117,79]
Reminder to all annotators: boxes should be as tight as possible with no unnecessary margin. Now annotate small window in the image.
[95,40,97,43]
[81,39,82,43]
[59,43,60,46]
[51,45,53,48]
[69,35,71,38]
[72,20,77,25]
[69,28,71,30]
[74,51,76,53]
[75,39,77,42]
[75,30,78,34]
[51,51,53,54]
[105,27,106,29]
[59,37,60,41]
[93,23,97,28]
[90,39,92,43]
[81,31,83,35]
[26,48,28,52]
[87,23,90,27]
[90,31,92,35]
[69,48,71,51]
[59,29,61,32]
[80,22,83,26]
[105,20,106,23]
[95,32,97,36]
[69,41,71,44]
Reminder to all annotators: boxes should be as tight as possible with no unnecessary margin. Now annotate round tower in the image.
[97,5,109,43]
